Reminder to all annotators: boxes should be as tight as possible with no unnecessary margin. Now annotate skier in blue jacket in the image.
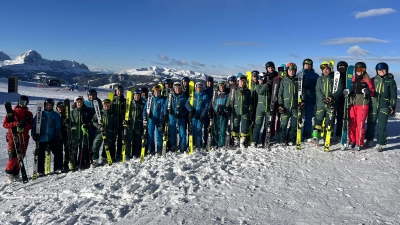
[210,80,229,148]
[83,88,102,154]
[143,85,167,154]
[167,82,189,152]
[186,82,210,149]
[302,58,319,142]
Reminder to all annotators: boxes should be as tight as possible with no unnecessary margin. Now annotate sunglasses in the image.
[355,67,366,72]
[18,100,28,106]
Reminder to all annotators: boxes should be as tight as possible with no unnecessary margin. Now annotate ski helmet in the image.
[44,98,55,106]
[206,76,214,82]
[286,62,297,70]
[265,61,275,69]
[375,62,389,72]
[87,88,97,96]
[163,78,173,86]
[133,89,142,95]
[152,85,162,91]
[181,77,190,82]
[251,70,260,77]
[303,58,313,67]
[173,82,182,89]
[237,72,243,78]
[320,61,334,71]
[56,101,64,108]
[139,87,149,93]
[337,61,348,69]
[74,96,84,102]
[102,99,111,105]
[355,62,367,69]
[228,76,237,82]
[115,85,124,92]
[238,75,247,82]
[195,82,204,89]
[18,95,29,105]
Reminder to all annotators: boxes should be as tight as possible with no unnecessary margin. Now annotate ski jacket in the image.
[169,92,189,119]
[204,87,214,100]
[213,91,229,112]
[349,73,375,106]
[370,73,397,109]
[92,109,117,137]
[303,69,319,105]
[227,87,252,115]
[84,98,103,116]
[278,76,299,110]
[255,83,270,113]
[111,95,126,127]
[315,72,343,105]
[127,99,145,131]
[70,105,92,140]
[3,106,33,143]
[185,91,210,118]
[32,110,61,142]
[182,86,190,98]
[143,95,166,125]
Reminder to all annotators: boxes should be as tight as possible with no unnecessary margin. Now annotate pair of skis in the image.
[341,66,354,150]
[140,91,153,162]
[265,76,280,148]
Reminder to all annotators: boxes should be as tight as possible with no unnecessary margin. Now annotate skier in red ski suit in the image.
[2,96,33,177]
[348,62,375,149]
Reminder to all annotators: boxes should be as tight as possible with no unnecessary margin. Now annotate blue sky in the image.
[1,0,399,76]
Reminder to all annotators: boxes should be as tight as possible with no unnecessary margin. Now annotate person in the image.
[55,101,70,172]
[125,89,145,158]
[168,82,189,152]
[346,62,375,150]
[312,61,343,145]
[70,96,92,169]
[249,70,259,142]
[181,77,190,98]
[186,82,209,149]
[302,59,319,141]
[203,76,214,147]
[31,99,62,175]
[3,95,33,181]
[91,99,117,167]
[226,75,237,94]
[140,87,149,102]
[111,85,126,161]
[143,85,167,154]
[226,75,252,148]
[334,61,349,140]
[84,88,102,155]
[162,78,173,96]
[364,63,396,151]
[211,80,229,148]
[264,61,281,141]
[277,63,300,146]
[251,72,270,147]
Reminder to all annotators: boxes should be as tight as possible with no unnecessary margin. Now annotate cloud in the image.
[315,56,400,63]
[290,53,300,58]
[191,60,205,67]
[156,54,169,61]
[322,37,388,45]
[223,42,265,46]
[354,8,397,19]
[210,65,217,68]
[170,59,188,66]
[141,59,145,61]
[347,45,370,58]
[150,61,168,66]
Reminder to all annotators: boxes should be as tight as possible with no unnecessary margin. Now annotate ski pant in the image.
[314,106,336,139]
[148,121,163,153]
[213,115,228,147]
[279,108,298,143]
[192,118,204,148]
[203,117,210,147]
[5,134,29,175]
[72,135,89,168]
[303,104,315,139]
[55,139,68,171]
[93,133,114,160]
[252,110,269,144]
[169,117,187,151]
[365,106,389,145]
[115,127,123,157]
[232,112,250,138]
[349,105,369,146]
[335,96,345,137]
[126,129,143,158]
[88,127,96,152]
[37,141,63,173]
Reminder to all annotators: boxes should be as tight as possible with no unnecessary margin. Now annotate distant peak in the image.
[0,51,11,61]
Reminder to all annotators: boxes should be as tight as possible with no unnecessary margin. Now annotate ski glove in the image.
[17,120,27,129]
[361,88,370,95]
[298,102,305,110]
[389,106,395,116]
[32,133,40,142]
[81,124,89,135]
[278,105,285,114]
[322,97,334,106]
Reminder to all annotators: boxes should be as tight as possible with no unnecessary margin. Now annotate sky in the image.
[0,0,399,76]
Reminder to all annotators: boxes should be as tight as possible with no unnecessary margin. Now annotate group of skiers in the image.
[2,59,397,182]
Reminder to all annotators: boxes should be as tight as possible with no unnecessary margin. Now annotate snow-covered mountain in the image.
[0,50,90,74]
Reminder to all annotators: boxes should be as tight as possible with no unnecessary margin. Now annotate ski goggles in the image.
[320,64,331,70]
[173,83,182,88]
[355,67,366,72]
[75,97,84,102]
[218,81,226,86]
[18,100,28,106]
[287,65,297,70]
[102,101,111,106]
[303,59,313,65]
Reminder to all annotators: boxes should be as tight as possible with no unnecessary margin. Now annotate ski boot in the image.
[311,129,320,145]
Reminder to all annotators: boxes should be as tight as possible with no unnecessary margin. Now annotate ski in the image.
[162,92,172,156]
[45,143,51,175]
[226,83,236,147]
[64,99,74,171]
[121,90,132,162]
[341,65,354,150]
[246,71,253,146]
[324,69,340,152]
[265,76,280,148]
[296,71,304,150]
[206,89,217,151]
[93,100,113,166]
[140,92,152,162]
[4,102,29,183]
[188,81,195,154]
[32,101,44,180]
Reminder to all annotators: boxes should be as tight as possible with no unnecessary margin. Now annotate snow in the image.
[0,78,400,224]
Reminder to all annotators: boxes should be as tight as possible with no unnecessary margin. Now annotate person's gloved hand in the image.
[81,124,89,135]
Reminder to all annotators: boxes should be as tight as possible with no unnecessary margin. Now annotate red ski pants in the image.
[349,104,369,146]
[5,135,29,175]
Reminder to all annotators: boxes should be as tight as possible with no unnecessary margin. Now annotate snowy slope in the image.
[0,78,400,224]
